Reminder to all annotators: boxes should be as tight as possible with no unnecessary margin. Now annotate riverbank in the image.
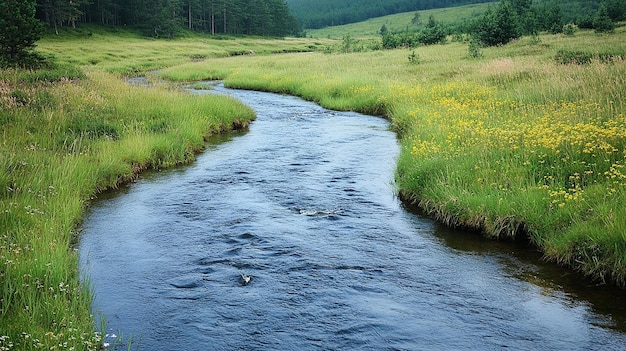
[158,27,626,288]
[0,65,255,350]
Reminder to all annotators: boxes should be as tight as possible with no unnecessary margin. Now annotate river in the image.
[79,83,626,350]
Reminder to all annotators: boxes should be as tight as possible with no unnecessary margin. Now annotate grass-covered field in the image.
[1,19,625,350]
[37,25,333,76]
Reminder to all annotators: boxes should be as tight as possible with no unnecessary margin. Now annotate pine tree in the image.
[474,0,519,47]
[0,0,43,67]
[593,3,615,33]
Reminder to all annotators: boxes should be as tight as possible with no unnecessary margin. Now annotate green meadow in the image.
[37,26,333,76]
[1,15,626,351]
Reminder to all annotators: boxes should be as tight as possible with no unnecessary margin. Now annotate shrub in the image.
[555,50,594,64]
[417,15,447,45]
[468,38,483,58]
[555,50,625,65]
[562,23,577,36]
[408,50,420,64]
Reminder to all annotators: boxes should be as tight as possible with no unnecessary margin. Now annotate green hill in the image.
[293,0,625,36]
[285,0,491,29]
[306,3,490,38]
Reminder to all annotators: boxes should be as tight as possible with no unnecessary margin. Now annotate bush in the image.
[418,25,447,45]
[555,50,593,64]
[562,23,577,36]
[417,15,447,45]
[468,38,483,59]
[555,50,624,65]
[408,50,420,64]
[382,32,419,49]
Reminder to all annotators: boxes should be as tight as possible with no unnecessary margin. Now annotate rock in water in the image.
[240,274,252,286]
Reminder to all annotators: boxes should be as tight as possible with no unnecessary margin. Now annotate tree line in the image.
[474,0,625,44]
[35,0,301,37]
[379,0,626,49]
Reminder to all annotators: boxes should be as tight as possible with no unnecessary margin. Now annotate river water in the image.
[79,84,626,350]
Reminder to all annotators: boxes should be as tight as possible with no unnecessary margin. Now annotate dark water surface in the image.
[79,84,626,351]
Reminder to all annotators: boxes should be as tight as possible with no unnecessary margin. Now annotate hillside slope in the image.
[285,0,491,28]
[306,3,489,38]
[287,0,622,31]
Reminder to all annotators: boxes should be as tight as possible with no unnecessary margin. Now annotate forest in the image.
[29,0,626,38]
[34,0,301,37]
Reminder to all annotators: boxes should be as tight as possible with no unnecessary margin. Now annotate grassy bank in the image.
[159,27,626,286]
[0,61,255,349]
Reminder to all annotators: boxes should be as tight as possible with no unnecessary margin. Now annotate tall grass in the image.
[161,27,626,286]
[0,64,254,350]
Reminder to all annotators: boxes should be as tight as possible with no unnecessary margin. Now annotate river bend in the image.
[79,83,626,350]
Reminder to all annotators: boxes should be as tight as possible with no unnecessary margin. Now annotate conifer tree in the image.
[474,0,519,47]
[593,3,615,33]
[0,0,43,67]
